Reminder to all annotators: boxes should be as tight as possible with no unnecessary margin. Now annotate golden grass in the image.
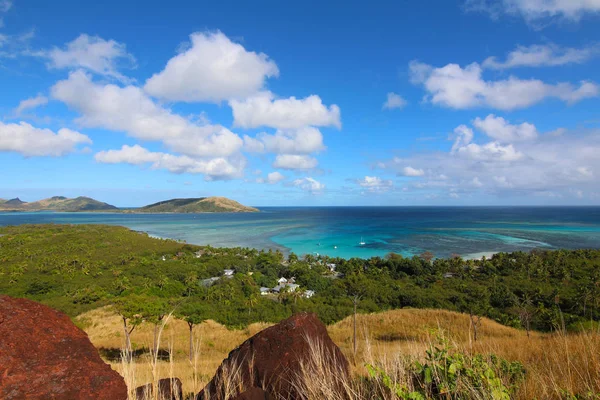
[78,307,600,399]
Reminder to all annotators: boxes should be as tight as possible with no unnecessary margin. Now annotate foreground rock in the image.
[233,388,272,400]
[0,295,127,400]
[135,377,183,400]
[196,312,349,400]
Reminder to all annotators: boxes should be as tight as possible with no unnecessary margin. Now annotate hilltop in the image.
[0,196,118,212]
[134,196,258,213]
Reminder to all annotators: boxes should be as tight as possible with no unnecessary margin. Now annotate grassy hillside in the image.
[136,196,258,213]
[79,307,600,399]
[0,196,118,211]
[2,223,600,398]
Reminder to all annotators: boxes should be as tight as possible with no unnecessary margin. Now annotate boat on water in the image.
[359,236,366,246]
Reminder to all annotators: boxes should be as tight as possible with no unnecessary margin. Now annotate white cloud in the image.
[254,127,326,155]
[293,177,325,193]
[243,135,265,153]
[402,166,425,177]
[377,119,600,200]
[409,60,598,110]
[466,0,600,21]
[273,154,318,170]
[145,31,278,103]
[473,114,538,142]
[451,125,474,152]
[471,177,484,187]
[42,34,136,82]
[51,71,243,158]
[383,92,408,110]
[266,171,285,184]
[14,94,48,116]
[95,145,245,180]
[483,44,598,69]
[230,91,341,129]
[356,176,394,192]
[456,141,524,162]
[0,121,91,156]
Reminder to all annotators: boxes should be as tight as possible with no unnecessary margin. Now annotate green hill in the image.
[0,196,118,212]
[136,196,258,213]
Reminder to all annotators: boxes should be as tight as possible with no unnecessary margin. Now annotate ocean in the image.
[2,207,600,259]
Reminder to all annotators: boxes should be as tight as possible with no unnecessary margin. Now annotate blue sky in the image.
[1,0,600,207]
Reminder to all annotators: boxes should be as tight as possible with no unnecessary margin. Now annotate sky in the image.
[1,0,600,207]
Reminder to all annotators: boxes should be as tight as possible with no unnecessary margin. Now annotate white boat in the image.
[334,246,338,249]
[359,237,366,246]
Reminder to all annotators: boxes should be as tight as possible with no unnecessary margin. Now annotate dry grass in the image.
[78,307,600,399]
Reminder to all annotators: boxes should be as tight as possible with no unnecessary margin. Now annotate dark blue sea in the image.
[2,207,600,259]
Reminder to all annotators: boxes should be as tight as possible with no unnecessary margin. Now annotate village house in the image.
[260,287,271,295]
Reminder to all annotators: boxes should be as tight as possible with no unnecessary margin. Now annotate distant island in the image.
[132,196,259,213]
[0,196,258,213]
[0,196,118,212]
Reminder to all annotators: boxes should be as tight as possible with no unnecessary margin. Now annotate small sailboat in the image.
[359,236,366,246]
[334,245,338,249]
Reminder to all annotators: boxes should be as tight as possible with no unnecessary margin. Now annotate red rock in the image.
[0,295,127,400]
[232,387,272,400]
[196,312,349,400]
[135,377,183,400]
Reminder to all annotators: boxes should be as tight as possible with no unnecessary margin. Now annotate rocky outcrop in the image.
[232,388,272,400]
[135,377,183,400]
[0,295,127,400]
[196,312,349,400]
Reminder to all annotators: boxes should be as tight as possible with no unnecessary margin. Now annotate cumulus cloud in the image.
[273,154,318,170]
[356,176,394,192]
[248,127,326,155]
[266,171,285,184]
[376,117,600,200]
[51,71,243,158]
[466,0,600,22]
[383,92,408,110]
[95,145,245,180]
[293,177,325,193]
[51,70,247,180]
[473,114,538,142]
[230,91,341,129]
[483,44,599,69]
[14,94,48,116]
[402,166,425,177]
[145,31,279,103]
[40,34,136,82]
[451,125,474,152]
[0,121,91,156]
[409,60,598,110]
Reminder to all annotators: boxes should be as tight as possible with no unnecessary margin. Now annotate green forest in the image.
[1,224,599,334]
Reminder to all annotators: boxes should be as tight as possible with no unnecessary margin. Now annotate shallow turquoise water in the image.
[2,207,600,259]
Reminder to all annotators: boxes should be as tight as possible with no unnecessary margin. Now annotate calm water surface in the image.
[2,207,600,259]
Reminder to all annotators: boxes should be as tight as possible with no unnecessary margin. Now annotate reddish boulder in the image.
[0,295,127,400]
[135,377,183,400]
[232,387,272,400]
[196,312,349,400]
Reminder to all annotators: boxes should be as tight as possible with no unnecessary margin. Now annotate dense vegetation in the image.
[1,224,599,335]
